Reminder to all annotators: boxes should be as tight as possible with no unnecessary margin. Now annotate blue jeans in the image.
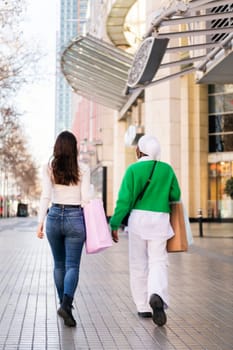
[46,205,86,302]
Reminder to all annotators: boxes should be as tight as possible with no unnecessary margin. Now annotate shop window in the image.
[91,166,107,213]
[208,94,233,114]
[208,84,233,94]
[209,134,233,152]
[209,114,233,133]
[208,84,233,153]
[208,161,233,218]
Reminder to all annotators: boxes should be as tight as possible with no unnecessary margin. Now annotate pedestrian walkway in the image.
[0,217,232,350]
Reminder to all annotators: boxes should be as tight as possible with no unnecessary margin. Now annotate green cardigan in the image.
[109,160,181,230]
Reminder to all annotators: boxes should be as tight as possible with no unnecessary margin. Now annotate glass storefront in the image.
[91,165,107,212]
[208,161,233,218]
[208,84,233,218]
[208,84,233,153]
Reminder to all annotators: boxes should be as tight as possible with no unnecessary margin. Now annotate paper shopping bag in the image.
[167,202,188,252]
[84,199,112,254]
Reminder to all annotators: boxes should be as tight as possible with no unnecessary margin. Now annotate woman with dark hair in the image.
[36,131,91,327]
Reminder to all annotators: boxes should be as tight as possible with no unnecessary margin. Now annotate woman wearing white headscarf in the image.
[110,135,181,327]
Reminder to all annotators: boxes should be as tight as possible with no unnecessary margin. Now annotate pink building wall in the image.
[72,97,102,162]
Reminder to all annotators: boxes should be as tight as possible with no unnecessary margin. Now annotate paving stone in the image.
[0,217,232,350]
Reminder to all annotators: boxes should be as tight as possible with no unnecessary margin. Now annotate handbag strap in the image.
[134,161,157,204]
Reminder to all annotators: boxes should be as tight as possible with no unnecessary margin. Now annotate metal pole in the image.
[198,208,203,237]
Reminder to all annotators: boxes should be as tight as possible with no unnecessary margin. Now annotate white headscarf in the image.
[138,135,161,160]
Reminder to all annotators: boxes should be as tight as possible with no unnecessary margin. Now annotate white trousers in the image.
[128,232,169,313]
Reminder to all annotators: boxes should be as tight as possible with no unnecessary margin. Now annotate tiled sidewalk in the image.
[0,217,232,350]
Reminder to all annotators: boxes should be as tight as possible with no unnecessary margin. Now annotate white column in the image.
[144,0,186,185]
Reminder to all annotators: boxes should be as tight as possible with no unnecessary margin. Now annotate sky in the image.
[17,0,58,165]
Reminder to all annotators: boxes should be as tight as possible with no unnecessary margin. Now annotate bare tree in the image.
[0,107,39,199]
[0,0,43,203]
[0,1,26,26]
[0,0,42,101]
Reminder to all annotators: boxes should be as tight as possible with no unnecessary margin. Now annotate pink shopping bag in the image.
[84,199,112,254]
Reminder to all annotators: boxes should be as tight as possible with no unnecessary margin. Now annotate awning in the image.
[61,34,142,112]
[126,0,233,91]
[196,34,233,84]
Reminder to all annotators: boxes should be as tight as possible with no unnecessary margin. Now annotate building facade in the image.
[61,0,233,221]
[208,84,233,219]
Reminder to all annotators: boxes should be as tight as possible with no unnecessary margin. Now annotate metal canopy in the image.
[197,50,233,83]
[126,0,233,92]
[61,34,140,111]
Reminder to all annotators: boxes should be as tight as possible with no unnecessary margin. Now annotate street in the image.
[0,217,232,350]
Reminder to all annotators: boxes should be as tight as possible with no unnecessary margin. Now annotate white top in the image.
[127,156,174,240]
[38,162,91,223]
[128,210,174,240]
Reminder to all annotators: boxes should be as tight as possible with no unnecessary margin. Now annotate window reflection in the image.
[208,161,233,218]
[208,84,233,153]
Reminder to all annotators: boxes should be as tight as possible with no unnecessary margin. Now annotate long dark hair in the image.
[51,131,80,185]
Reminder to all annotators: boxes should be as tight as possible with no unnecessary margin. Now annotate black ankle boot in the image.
[149,294,167,327]
[57,294,76,327]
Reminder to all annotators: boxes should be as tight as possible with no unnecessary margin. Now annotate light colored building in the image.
[62,0,233,220]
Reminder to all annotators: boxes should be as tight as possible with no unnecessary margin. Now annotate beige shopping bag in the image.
[167,202,188,252]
